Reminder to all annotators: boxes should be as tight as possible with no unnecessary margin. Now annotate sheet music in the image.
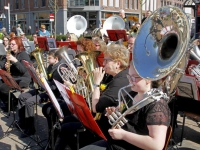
[54,79,75,113]
[41,75,64,118]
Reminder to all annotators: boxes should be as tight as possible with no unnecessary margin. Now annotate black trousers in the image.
[18,89,49,118]
[0,78,30,104]
[54,115,101,150]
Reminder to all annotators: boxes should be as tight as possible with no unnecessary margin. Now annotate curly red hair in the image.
[76,38,96,52]
[10,37,25,52]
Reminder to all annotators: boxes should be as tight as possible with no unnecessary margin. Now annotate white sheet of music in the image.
[41,75,64,118]
[53,79,74,111]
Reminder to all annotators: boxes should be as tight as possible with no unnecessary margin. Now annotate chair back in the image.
[163,126,172,150]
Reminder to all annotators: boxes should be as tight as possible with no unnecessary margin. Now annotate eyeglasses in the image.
[126,74,141,82]
[103,58,113,63]
[10,43,16,46]
[128,42,134,45]
[33,36,37,38]
[95,44,100,47]
[3,40,8,41]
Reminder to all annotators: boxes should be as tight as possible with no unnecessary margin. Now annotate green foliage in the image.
[56,35,67,41]
[26,35,33,41]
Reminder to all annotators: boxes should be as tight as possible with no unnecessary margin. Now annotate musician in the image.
[76,37,96,53]
[32,33,38,47]
[2,36,10,51]
[80,61,171,150]
[127,36,136,53]
[66,33,78,41]
[17,50,68,138]
[54,44,131,150]
[92,37,107,67]
[119,9,133,31]
[0,37,32,111]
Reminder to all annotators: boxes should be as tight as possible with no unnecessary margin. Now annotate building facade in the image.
[0,0,184,35]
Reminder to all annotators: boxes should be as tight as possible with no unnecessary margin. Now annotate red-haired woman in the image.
[0,37,32,111]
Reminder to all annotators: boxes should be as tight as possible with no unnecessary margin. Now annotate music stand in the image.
[106,29,128,42]
[46,37,58,51]
[56,41,77,50]
[37,37,48,51]
[54,80,106,149]
[23,60,64,149]
[0,69,25,140]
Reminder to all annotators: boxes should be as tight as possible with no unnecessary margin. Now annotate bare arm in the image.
[92,67,105,113]
[109,125,167,150]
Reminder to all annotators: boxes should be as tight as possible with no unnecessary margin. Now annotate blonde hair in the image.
[41,24,46,29]
[92,37,107,52]
[104,44,129,69]
[66,33,78,42]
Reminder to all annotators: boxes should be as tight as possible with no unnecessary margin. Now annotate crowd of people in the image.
[0,7,199,150]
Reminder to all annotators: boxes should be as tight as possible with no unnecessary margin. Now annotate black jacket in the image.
[46,60,63,98]
[0,51,32,88]
[123,17,133,31]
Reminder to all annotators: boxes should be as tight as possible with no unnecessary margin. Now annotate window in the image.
[115,0,119,7]
[90,0,94,6]
[103,0,107,6]
[42,0,46,7]
[109,0,113,6]
[16,0,19,9]
[125,0,129,9]
[34,0,38,7]
[134,0,138,10]
[21,0,25,9]
[95,0,99,6]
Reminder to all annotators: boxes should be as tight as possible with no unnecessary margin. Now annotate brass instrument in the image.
[75,51,101,115]
[6,49,11,73]
[67,15,87,37]
[103,16,125,36]
[31,47,48,79]
[107,5,190,128]
[127,25,138,35]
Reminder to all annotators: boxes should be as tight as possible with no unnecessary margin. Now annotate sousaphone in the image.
[103,15,125,36]
[67,15,87,37]
[107,6,190,129]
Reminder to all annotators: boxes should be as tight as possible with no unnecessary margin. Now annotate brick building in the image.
[0,0,184,35]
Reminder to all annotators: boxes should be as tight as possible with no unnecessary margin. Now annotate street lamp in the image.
[0,13,6,28]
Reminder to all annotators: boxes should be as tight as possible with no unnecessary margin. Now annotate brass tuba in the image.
[31,47,48,79]
[107,5,190,128]
[67,15,87,37]
[56,46,92,109]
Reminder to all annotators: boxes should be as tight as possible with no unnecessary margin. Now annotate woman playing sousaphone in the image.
[80,61,171,150]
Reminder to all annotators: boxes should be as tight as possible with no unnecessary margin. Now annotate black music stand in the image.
[0,69,25,141]
[23,60,64,150]
[22,60,47,149]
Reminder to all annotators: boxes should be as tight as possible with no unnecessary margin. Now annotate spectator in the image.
[141,10,152,24]
[27,26,32,35]
[38,24,50,37]
[16,24,24,36]
[20,32,28,41]
[11,26,17,35]
[119,9,133,31]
